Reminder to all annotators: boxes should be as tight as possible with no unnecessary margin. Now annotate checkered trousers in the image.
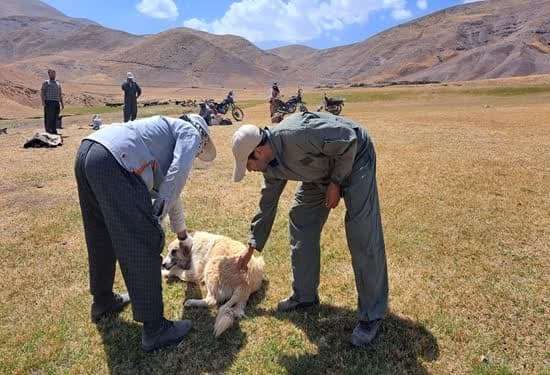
[75,140,166,322]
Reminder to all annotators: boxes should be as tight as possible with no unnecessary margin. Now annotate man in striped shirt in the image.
[40,69,64,134]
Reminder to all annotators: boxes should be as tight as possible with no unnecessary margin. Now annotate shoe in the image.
[141,319,193,352]
[91,293,130,323]
[350,319,382,347]
[277,295,319,313]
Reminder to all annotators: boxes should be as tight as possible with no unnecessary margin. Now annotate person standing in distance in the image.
[40,69,64,134]
[122,72,142,122]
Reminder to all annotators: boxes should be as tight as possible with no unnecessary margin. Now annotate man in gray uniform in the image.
[121,72,142,122]
[231,112,388,347]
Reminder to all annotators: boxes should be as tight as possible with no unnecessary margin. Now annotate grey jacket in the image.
[85,115,202,233]
[249,112,372,250]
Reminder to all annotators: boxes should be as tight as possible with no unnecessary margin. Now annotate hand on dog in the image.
[237,245,255,272]
[178,231,193,250]
[179,236,193,249]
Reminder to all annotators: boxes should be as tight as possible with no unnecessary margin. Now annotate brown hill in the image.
[267,45,318,61]
[1,0,550,116]
[103,28,290,87]
[295,0,550,84]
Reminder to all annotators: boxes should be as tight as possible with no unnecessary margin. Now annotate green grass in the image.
[456,85,550,96]
[0,87,548,373]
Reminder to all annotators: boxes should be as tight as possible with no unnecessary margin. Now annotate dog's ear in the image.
[179,236,193,258]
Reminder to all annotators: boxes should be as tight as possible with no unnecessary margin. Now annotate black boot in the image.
[141,318,193,352]
[91,292,131,323]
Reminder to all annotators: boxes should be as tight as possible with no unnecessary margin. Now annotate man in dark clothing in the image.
[40,69,64,134]
[121,72,142,122]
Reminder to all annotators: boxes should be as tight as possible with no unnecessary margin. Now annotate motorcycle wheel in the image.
[288,103,297,113]
[331,105,342,115]
[232,106,244,121]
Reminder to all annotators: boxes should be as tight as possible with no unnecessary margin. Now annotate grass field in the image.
[0,84,548,374]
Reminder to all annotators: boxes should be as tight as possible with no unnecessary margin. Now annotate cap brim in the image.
[232,157,247,182]
[198,141,216,162]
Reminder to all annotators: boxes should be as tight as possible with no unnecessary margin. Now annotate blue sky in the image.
[42,0,485,49]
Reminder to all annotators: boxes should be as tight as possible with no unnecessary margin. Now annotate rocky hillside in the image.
[1,0,549,116]
[103,28,291,87]
[295,0,550,84]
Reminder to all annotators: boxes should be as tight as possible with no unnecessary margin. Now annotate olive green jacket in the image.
[249,112,372,250]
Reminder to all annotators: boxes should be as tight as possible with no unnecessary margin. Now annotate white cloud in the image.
[416,0,428,10]
[136,0,178,19]
[183,0,414,43]
[463,0,485,3]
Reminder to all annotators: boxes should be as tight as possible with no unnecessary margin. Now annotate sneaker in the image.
[350,319,382,347]
[141,319,193,352]
[276,295,319,313]
[91,293,131,323]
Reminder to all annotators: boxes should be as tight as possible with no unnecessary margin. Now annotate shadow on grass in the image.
[95,279,436,373]
[95,279,270,374]
[251,304,439,374]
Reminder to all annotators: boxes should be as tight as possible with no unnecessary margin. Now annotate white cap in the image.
[127,72,134,79]
[231,125,262,182]
[188,114,216,162]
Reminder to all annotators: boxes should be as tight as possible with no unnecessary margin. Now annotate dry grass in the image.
[0,84,548,374]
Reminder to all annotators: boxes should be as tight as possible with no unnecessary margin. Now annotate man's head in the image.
[48,69,56,80]
[231,125,273,182]
[127,72,134,81]
[181,114,217,162]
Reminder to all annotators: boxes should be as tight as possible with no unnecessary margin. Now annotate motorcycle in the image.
[274,89,308,115]
[212,93,244,121]
[317,93,345,115]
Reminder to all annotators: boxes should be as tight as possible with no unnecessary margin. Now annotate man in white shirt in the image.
[75,114,216,352]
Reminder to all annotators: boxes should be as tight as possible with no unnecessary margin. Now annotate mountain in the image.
[0,0,68,20]
[102,28,291,87]
[267,45,318,61]
[295,0,550,83]
[1,0,550,116]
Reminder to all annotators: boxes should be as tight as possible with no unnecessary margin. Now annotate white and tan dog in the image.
[161,232,264,337]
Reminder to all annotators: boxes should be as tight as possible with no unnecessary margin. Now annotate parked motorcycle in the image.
[213,92,244,121]
[198,100,232,126]
[274,88,308,114]
[317,93,344,115]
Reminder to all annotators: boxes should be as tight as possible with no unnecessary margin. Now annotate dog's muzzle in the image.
[162,257,177,270]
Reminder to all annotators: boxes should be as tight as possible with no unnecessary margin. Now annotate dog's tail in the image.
[213,285,248,337]
[214,306,235,337]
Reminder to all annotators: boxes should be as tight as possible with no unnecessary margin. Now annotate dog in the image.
[161,232,265,337]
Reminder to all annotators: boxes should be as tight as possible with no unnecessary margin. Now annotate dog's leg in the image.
[233,300,248,319]
[214,287,249,337]
[184,293,217,308]
[168,267,197,282]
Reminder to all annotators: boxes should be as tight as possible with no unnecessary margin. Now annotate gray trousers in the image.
[288,145,388,322]
[75,140,165,322]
